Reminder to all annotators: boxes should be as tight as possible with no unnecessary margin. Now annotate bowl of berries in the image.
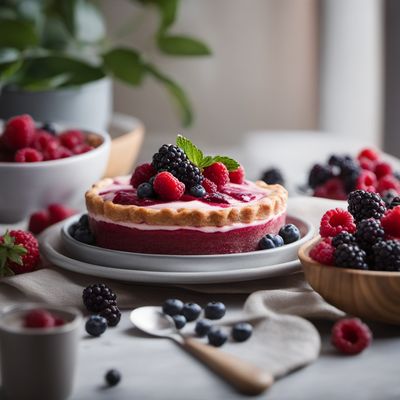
[0,114,110,223]
[298,190,400,325]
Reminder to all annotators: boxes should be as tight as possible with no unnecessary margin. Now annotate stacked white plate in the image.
[40,215,314,285]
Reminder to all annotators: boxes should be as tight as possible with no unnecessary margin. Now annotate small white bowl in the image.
[0,122,110,223]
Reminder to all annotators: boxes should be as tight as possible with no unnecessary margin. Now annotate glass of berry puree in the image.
[0,304,82,400]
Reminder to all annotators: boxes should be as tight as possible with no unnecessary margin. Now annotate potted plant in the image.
[0,0,211,129]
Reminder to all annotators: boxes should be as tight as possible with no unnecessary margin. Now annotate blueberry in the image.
[172,314,186,329]
[207,328,228,347]
[105,369,121,386]
[85,315,108,337]
[190,185,206,198]
[279,224,300,244]
[68,222,79,237]
[73,226,95,245]
[79,214,89,227]
[232,322,253,342]
[258,234,284,250]
[162,299,184,316]
[181,302,202,322]
[204,302,226,320]
[261,168,284,185]
[137,182,154,199]
[195,319,212,337]
[41,122,57,135]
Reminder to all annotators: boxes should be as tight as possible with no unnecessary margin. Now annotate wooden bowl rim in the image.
[298,236,400,277]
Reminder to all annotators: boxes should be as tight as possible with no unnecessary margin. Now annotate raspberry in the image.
[355,218,385,251]
[203,162,229,188]
[358,148,379,162]
[377,175,400,195]
[229,165,245,184]
[319,208,356,237]
[372,240,400,271]
[202,178,217,193]
[309,238,334,265]
[308,164,332,189]
[261,168,284,185]
[331,318,372,355]
[313,178,347,200]
[73,144,93,154]
[48,204,75,224]
[153,171,185,201]
[14,148,43,162]
[24,309,55,328]
[334,243,368,270]
[44,145,72,160]
[113,191,136,205]
[59,129,85,150]
[355,170,377,192]
[3,114,35,150]
[374,161,393,179]
[332,232,356,248]
[130,163,156,188]
[381,206,400,239]
[82,283,117,312]
[0,230,40,275]
[28,210,51,234]
[358,157,375,171]
[348,190,386,222]
[32,130,57,152]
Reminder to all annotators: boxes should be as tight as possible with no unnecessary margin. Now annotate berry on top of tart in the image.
[85,135,288,255]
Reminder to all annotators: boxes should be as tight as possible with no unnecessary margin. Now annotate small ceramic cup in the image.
[0,304,82,400]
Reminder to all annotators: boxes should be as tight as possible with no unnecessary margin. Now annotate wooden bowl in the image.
[299,237,400,325]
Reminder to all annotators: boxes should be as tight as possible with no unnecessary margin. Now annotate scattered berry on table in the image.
[381,206,400,239]
[105,369,121,387]
[190,184,206,198]
[258,234,284,250]
[204,302,226,320]
[82,283,117,313]
[261,167,285,186]
[208,328,228,347]
[130,163,156,188]
[308,164,332,189]
[319,208,356,238]
[137,182,155,199]
[59,130,85,150]
[100,305,121,327]
[229,165,245,184]
[40,122,57,135]
[355,218,385,251]
[28,210,50,235]
[181,302,202,322]
[3,114,35,150]
[172,315,186,329]
[358,148,379,162]
[152,144,203,187]
[340,159,361,193]
[0,230,40,275]
[328,154,352,168]
[24,309,55,328]
[48,203,75,224]
[309,238,335,265]
[331,318,372,355]
[153,171,185,201]
[374,161,393,179]
[348,190,386,222]
[313,178,347,200]
[14,147,43,162]
[355,170,377,192]
[203,162,229,188]
[232,322,253,342]
[85,315,108,337]
[162,299,184,316]
[279,224,300,244]
[195,319,212,337]
[202,178,217,193]
[372,240,400,271]
[332,232,356,248]
[334,243,368,270]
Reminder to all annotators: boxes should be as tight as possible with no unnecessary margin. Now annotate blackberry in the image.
[105,369,121,386]
[348,190,386,222]
[40,122,57,135]
[390,196,400,209]
[82,283,117,313]
[334,243,368,270]
[355,218,384,251]
[382,190,399,207]
[261,168,284,185]
[372,240,400,271]
[328,154,352,167]
[308,164,333,189]
[340,159,360,193]
[100,305,121,327]
[332,232,356,248]
[152,144,203,188]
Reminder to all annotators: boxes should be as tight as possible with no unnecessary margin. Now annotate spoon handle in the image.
[182,337,273,395]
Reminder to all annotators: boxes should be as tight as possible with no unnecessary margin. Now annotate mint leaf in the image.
[198,155,214,169]
[176,135,204,166]
[212,156,240,172]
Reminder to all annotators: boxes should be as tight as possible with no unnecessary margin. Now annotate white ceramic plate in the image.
[60,215,314,272]
[41,225,301,284]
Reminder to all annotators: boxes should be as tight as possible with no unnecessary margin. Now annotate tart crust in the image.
[85,178,288,228]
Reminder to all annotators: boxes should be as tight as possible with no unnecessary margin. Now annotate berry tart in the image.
[85,135,288,255]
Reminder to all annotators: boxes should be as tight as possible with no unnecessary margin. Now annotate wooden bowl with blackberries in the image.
[298,190,400,325]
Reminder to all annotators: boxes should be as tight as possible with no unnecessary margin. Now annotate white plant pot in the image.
[0,78,112,131]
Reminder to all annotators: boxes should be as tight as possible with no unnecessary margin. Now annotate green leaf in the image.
[20,73,71,91]
[156,0,179,33]
[146,63,193,127]
[75,0,105,43]
[0,59,22,83]
[176,135,204,166]
[211,156,240,172]
[158,35,211,56]
[41,15,71,50]
[102,48,145,86]
[198,155,215,169]
[0,18,39,50]
[7,252,23,265]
